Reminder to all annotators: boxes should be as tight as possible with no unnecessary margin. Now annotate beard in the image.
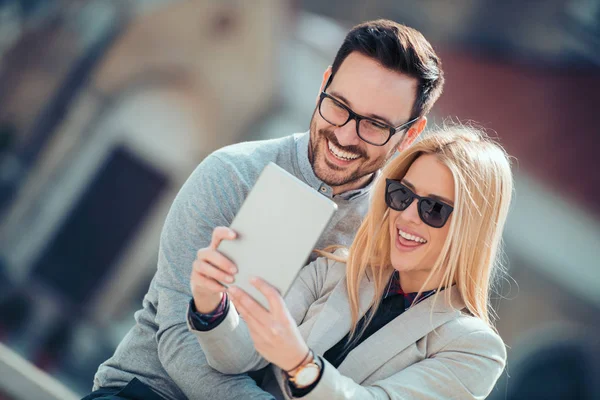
[308,115,395,187]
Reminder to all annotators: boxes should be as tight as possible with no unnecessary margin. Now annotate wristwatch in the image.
[287,350,322,389]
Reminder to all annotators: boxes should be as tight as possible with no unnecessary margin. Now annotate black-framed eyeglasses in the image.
[385,179,454,228]
[317,78,419,146]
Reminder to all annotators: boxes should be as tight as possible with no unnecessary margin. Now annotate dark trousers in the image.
[82,378,164,400]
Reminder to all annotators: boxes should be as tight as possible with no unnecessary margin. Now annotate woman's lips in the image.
[396,233,425,252]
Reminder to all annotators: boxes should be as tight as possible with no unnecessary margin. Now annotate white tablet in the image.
[217,162,337,309]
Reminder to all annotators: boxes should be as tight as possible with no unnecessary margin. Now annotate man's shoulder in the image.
[209,133,300,175]
[182,133,303,207]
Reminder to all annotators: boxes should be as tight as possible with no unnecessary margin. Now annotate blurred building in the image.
[1,0,599,398]
[0,0,286,394]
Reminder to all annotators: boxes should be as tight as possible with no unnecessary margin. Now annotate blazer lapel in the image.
[306,273,375,356]
[338,286,466,383]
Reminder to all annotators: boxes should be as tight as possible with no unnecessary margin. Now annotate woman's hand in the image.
[228,278,309,372]
[190,227,238,313]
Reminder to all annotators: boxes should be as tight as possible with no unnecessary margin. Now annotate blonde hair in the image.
[319,125,513,339]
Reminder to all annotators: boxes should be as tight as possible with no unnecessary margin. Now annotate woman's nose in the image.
[401,199,422,225]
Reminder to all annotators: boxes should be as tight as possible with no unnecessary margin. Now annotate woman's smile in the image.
[395,226,427,252]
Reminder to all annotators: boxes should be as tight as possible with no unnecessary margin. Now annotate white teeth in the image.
[398,229,427,244]
[328,140,360,161]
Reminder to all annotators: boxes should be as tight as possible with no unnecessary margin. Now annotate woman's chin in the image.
[391,253,434,273]
[390,259,416,273]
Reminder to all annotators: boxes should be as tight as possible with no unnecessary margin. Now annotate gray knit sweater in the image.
[92,132,375,400]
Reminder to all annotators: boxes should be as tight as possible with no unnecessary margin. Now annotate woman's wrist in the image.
[285,349,323,390]
[285,348,313,377]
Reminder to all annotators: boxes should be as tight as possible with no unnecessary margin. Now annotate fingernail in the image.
[230,267,237,274]
[225,276,234,283]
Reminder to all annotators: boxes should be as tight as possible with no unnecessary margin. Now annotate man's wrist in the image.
[188,294,229,332]
[193,292,224,314]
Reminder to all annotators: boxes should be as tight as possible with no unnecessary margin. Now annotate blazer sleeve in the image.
[296,328,506,400]
[189,256,331,375]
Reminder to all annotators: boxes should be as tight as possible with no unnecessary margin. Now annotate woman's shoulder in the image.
[315,248,348,277]
[429,314,506,358]
[298,249,348,295]
[308,248,348,271]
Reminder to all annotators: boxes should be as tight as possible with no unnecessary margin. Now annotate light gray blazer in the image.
[190,254,506,399]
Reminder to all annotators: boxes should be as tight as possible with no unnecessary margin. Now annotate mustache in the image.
[319,128,366,158]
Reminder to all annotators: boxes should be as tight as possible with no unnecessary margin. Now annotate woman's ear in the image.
[397,117,427,152]
[316,67,333,105]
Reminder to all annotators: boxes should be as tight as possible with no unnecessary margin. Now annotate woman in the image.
[189,126,513,399]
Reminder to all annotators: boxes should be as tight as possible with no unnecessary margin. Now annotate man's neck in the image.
[331,173,374,196]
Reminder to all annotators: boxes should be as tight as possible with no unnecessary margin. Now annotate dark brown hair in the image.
[331,19,444,120]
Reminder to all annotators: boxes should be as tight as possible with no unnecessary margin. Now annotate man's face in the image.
[309,52,421,191]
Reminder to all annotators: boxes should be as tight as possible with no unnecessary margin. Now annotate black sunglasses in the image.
[385,179,454,228]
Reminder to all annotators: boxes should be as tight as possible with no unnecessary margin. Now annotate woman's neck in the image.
[398,269,445,293]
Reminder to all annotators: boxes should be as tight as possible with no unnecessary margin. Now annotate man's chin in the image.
[322,156,349,172]
[314,159,357,187]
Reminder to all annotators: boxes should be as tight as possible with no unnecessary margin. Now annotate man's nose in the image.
[334,119,361,147]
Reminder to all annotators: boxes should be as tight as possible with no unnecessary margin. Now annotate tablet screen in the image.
[218,162,337,309]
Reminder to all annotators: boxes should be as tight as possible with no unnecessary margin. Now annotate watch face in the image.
[296,364,320,386]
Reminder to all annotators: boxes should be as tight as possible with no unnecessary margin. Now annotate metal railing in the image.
[0,342,78,400]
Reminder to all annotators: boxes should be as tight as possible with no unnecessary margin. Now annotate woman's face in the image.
[388,154,455,287]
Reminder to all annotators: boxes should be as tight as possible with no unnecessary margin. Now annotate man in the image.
[86,19,444,400]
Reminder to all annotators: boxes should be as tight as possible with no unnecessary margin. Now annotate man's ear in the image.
[316,66,333,105]
[397,117,427,152]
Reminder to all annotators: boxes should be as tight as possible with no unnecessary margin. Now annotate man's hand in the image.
[228,278,309,372]
[190,227,238,313]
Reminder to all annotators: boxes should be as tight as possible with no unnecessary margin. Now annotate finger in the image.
[193,260,234,285]
[228,286,271,321]
[250,277,286,318]
[191,271,226,293]
[235,300,272,343]
[209,226,237,250]
[197,248,237,274]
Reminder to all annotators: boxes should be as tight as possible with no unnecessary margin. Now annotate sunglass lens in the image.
[419,199,449,228]
[386,181,413,211]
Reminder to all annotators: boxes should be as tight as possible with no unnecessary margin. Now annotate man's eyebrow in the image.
[329,90,394,126]
[401,178,454,206]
